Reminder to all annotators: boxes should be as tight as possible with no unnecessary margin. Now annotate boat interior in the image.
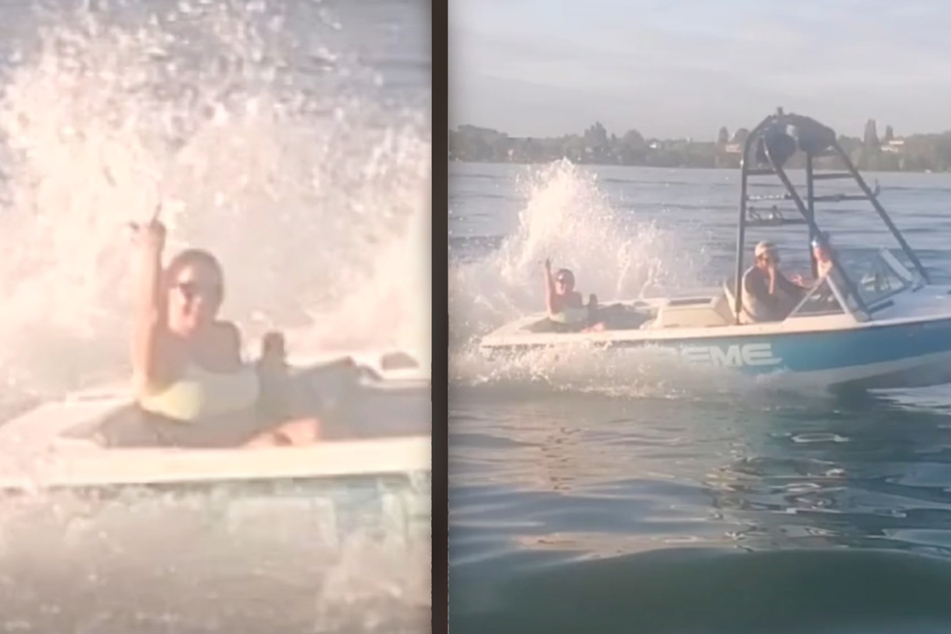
[38,351,432,450]
[512,248,916,337]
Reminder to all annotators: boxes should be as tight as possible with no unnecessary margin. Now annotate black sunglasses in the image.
[175,281,222,301]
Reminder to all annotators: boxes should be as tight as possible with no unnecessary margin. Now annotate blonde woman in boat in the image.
[790,232,837,286]
[543,258,592,330]
[115,210,323,448]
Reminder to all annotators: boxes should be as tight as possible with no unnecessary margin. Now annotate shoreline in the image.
[448,158,944,174]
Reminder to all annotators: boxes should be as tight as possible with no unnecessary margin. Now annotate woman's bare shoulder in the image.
[211,321,243,356]
[213,320,241,337]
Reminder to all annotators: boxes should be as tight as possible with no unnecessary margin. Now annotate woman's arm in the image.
[544,258,557,314]
[131,219,167,391]
[776,270,805,295]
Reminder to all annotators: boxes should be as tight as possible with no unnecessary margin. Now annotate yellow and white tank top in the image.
[138,362,260,422]
[549,305,589,324]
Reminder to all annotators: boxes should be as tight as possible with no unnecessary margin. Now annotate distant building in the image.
[731,128,750,145]
[717,126,730,146]
[883,125,895,144]
[864,119,880,148]
[882,138,905,154]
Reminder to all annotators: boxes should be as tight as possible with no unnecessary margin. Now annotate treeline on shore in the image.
[449,119,951,172]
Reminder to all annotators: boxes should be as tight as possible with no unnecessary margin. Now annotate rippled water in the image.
[449,161,951,633]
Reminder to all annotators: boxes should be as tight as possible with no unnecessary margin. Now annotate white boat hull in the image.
[480,279,951,392]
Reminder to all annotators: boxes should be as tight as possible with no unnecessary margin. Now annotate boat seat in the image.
[649,295,732,329]
[595,304,652,330]
[711,294,735,324]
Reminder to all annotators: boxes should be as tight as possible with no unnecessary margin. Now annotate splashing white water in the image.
[0,481,431,632]
[0,0,430,406]
[449,160,719,395]
[449,161,705,335]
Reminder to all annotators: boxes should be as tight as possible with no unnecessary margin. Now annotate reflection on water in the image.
[451,547,951,634]
[450,388,951,632]
[452,388,951,553]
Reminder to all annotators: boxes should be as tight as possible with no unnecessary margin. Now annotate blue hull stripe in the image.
[492,317,951,376]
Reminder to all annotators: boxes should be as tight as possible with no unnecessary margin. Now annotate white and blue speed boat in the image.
[0,347,431,493]
[480,110,951,391]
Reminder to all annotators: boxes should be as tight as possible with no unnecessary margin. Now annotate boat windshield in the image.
[789,276,846,317]
[836,250,912,308]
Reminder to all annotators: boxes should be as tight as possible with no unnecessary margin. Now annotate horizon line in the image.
[450,119,951,141]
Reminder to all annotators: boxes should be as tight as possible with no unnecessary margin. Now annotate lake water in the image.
[449,161,951,633]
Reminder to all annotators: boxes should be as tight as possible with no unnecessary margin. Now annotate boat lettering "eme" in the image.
[679,342,782,367]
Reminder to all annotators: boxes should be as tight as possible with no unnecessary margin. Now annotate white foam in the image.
[449,160,713,396]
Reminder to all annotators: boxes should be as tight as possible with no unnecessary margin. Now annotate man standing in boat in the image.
[741,241,807,322]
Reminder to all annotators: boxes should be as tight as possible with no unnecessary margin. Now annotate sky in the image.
[449,0,951,140]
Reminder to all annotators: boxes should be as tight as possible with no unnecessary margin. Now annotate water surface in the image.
[449,161,951,633]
